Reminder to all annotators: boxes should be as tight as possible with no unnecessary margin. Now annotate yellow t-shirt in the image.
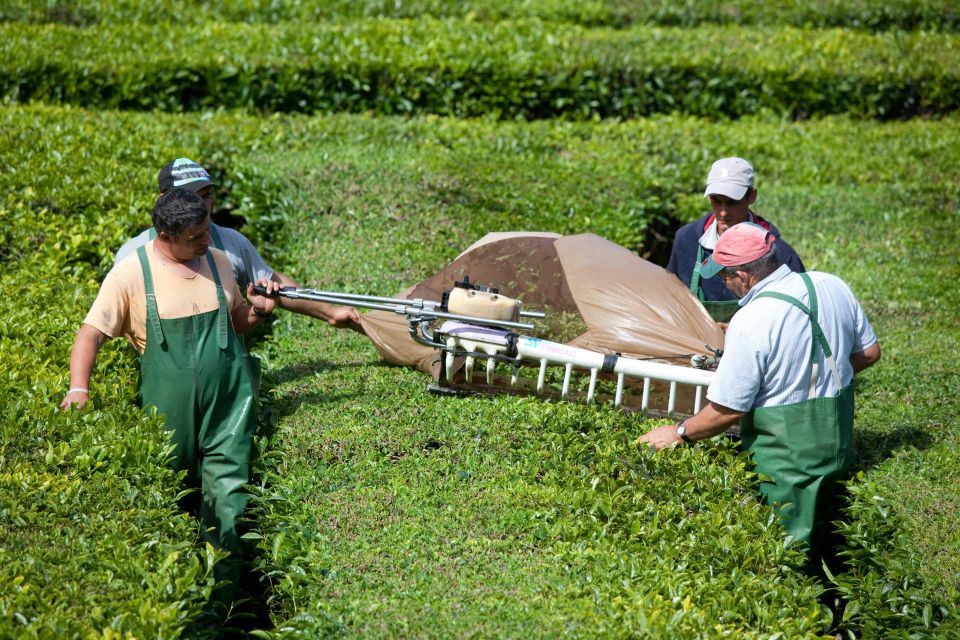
[84,240,244,354]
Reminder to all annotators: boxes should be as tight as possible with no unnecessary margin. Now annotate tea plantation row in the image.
[238,111,960,638]
[3,21,958,119]
[3,103,957,637]
[2,0,958,31]
[0,107,285,638]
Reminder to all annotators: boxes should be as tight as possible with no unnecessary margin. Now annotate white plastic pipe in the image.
[587,369,598,404]
[439,323,715,414]
[515,337,714,387]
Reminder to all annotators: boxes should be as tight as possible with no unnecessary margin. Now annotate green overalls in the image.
[690,245,740,323]
[136,245,258,605]
[739,273,854,563]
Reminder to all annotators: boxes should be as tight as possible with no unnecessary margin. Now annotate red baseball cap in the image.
[700,222,775,278]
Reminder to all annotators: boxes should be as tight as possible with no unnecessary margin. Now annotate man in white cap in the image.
[640,222,881,575]
[116,158,361,331]
[666,157,805,324]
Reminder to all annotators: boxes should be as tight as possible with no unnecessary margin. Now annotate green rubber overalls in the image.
[739,273,854,562]
[690,245,740,323]
[136,245,258,604]
[149,224,261,399]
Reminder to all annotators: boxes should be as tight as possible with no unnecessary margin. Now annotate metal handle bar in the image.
[254,285,537,331]
[256,286,543,319]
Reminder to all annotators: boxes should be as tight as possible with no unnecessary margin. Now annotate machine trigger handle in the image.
[253,284,293,296]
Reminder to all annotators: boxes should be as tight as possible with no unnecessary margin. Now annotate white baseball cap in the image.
[704,157,755,200]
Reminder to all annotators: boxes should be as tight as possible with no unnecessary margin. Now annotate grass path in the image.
[236,113,960,636]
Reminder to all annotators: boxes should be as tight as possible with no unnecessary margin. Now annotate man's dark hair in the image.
[152,188,208,238]
[721,243,781,280]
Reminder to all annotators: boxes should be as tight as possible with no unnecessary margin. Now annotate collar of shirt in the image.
[738,263,794,307]
[699,211,756,250]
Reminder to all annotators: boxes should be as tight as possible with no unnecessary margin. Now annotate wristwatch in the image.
[676,419,695,445]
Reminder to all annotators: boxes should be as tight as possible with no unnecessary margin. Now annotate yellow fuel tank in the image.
[445,286,521,322]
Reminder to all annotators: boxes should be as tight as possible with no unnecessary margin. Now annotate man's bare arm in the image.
[850,342,881,373]
[271,271,363,332]
[60,324,109,409]
[635,401,746,451]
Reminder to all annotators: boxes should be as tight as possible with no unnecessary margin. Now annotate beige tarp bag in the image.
[358,233,724,383]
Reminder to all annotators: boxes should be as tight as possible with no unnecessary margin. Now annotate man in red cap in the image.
[638,222,881,574]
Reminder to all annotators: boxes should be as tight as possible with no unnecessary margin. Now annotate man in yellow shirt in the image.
[62,188,279,617]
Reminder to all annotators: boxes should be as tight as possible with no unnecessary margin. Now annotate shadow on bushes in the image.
[854,426,934,471]
[265,358,381,386]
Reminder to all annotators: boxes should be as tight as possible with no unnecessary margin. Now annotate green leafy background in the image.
[1,2,959,638]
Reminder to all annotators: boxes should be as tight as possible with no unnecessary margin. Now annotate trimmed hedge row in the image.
[0,210,219,637]
[3,104,960,636]
[2,0,958,31]
[832,474,960,637]
[0,107,287,637]
[2,21,958,119]
[231,109,960,636]
[246,384,828,637]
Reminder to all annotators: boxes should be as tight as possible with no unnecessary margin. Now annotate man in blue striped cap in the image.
[116,158,361,331]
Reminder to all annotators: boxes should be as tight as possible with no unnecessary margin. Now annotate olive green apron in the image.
[148,225,261,397]
[690,244,740,323]
[136,245,258,606]
[739,273,854,558]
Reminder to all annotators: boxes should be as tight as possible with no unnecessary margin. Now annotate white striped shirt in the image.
[707,265,878,411]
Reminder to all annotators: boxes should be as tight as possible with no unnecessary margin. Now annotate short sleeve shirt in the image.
[86,241,244,354]
[115,223,274,289]
[706,265,878,412]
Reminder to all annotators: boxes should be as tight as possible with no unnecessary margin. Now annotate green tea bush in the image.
[2,21,958,119]
[2,0,957,31]
[0,253,218,637]
[830,477,960,637]
[245,389,828,638]
[521,404,826,637]
[4,104,960,637]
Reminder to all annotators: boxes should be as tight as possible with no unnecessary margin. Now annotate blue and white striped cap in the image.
[157,158,214,193]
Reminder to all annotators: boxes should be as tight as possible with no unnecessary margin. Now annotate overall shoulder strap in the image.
[205,251,229,350]
[137,245,164,347]
[689,244,706,300]
[797,273,842,389]
[754,273,841,396]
